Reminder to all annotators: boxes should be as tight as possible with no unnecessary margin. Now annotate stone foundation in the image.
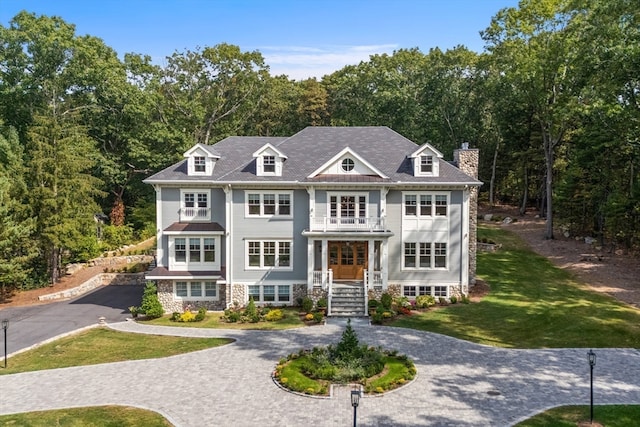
[157,280,227,313]
[367,284,401,302]
[293,284,310,305]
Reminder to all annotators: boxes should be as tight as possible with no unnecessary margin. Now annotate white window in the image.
[246,240,293,270]
[403,193,447,217]
[181,190,210,221]
[402,285,442,298]
[329,194,367,219]
[194,156,206,172]
[247,284,290,303]
[245,191,293,217]
[420,155,433,173]
[170,236,220,270]
[174,281,218,300]
[403,242,446,269]
[263,155,275,173]
[341,158,355,172]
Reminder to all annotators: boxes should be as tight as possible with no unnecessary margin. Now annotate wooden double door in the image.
[329,241,367,280]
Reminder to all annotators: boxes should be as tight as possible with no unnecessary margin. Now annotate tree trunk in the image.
[110,195,125,226]
[489,140,499,206]
[543,135,555,240]
[50,246,60,285]
[519,167,528,215]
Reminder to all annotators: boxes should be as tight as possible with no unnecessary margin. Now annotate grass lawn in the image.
[0,406,172,427]
[142,306,306,330]
[0,327,232,375]
[516,405,640,426]
[389,225,640,348]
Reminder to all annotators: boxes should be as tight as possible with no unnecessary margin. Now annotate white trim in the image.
[180,189,211,222]
[461,187,470,294]
[154,185,164,268]
[173,280,220,301]
[327,191,369,220]
[401,241,448,271]
[245,239,293,271]
[409,142,444,160]
[169,235,221,271]
[244,190,293,218]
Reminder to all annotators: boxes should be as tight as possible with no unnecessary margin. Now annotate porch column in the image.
[381,239,389,289]
[368,238,375,288]
[321,239,328,287]
[307,238,314,290]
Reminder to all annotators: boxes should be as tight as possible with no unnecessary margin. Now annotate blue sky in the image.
[0,0,519,80]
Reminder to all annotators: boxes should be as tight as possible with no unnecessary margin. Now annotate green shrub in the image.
[180,311,196,322]
[316,297,327,310]
[449,295,458,304]
[312,311,324,323]
[245,296,258,317]
[301,296,313,313]
[101,224,135,250]
[195,307,207,321]
[224,309,240,323]
[368,299,379,309]
[140,282,163,319]
[265,309,284,321]
[170,312,181,321]
[415,295,435,308]
[380,293,393,310]
[460,294,471,304]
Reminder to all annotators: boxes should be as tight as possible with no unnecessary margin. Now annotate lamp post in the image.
[587,349,596,424]
[2,319,8,369]
[350,388,361,427]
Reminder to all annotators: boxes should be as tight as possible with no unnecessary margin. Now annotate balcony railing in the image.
[180,207,210,221]
[310,216,385,232]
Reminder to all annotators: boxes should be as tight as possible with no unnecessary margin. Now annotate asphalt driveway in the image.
[0,285,143,356]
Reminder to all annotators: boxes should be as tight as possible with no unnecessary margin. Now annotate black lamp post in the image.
[587,349,596,424]
[2,318,8,369]
[351,388,361,427]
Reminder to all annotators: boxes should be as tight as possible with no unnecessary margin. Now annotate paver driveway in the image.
[1,318,640,426]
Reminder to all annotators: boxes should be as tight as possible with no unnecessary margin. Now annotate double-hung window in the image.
[420,155,433,173]
[246,191,293,217]
[263,155,275,173]
[404,242,447,269]
[246,240,292,269]
[170,236,220,270]
[403,193,447,217]
[174,281,218,300]
[194,156,206,172]
[248,284,290,303]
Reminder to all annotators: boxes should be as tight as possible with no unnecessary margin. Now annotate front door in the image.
[329,242,367,280]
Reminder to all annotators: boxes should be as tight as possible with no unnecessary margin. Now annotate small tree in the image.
[140,281,163,319]
[332,319,360,361]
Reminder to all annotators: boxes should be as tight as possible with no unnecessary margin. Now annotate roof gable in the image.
[307,147,388,179]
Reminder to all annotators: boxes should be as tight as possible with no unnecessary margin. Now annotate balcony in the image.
[180,207,210,222]
[310,216,385,232]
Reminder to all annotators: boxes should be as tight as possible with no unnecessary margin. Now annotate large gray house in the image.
[145,126,481,316]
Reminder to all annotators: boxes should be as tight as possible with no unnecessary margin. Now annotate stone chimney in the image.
[453,143,480,287]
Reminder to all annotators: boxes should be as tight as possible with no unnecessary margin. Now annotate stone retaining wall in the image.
[38,272,146,302]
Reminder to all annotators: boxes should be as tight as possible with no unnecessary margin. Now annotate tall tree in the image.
[483,0,581,239]
[0,125,37,299]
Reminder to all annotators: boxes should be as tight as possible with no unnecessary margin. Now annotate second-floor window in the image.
[246,191,292,217]
[172,236,218,269]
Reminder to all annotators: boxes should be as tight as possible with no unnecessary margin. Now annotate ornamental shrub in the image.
[312,311,324,323]
[367,299,379,309]
[301,296,313,313]
[180,310,196,322]
[380,293,393,310]
[316,297,327,310]
[265,309,284,321]
[245,296,258,318]
[140,282,163,319]
[195,306,207,321]
[416,295,435,308]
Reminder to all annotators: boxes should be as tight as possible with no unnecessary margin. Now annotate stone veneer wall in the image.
[157,280,227,313]
[453,147,479,287]
[367,284,401,301]
[294,284,311,305]
[230,283,247,307]
[39,273,146,302]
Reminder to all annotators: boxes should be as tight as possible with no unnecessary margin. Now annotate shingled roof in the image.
[144,126,480,185]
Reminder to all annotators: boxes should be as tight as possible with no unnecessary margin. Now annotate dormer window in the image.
[183,144,220,176]
[263,156,275,173]
[253,143,287,177]
[420,156,433,173]
[194,156,206,172]
[341,158,355,172]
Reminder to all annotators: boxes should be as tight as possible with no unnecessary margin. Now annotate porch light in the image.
[587,349,596,424]
[2,318,8,368]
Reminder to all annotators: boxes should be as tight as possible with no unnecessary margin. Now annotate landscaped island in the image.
[273,320,416,395]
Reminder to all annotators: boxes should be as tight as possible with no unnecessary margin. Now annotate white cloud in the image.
[260,44,399,80]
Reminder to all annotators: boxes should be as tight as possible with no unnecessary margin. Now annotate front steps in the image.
[329,284,366,317]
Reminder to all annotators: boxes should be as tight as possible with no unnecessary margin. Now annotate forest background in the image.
[0,0,638,295]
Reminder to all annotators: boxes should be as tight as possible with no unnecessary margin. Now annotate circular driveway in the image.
[1,318,640,426]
